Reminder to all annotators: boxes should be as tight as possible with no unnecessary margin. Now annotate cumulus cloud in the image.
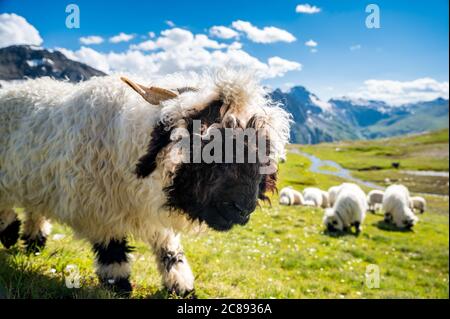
[60,27,301,79]
[296,4,321,14]
[231,20,296,43]
[305,39,318,47]
[79,36,104,45]
[0,13,43,48]
[209,26,239,39]
[347,78,450,105]
[109,32,135,43]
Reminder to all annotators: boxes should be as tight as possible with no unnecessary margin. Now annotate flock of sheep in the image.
[279,183,426,233]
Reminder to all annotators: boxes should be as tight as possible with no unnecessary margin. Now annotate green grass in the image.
[0,134,448,299]
[300,129,449,172]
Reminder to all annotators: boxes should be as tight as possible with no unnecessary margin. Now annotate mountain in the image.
[0,45,447,144]
[0,45,105,82]
[271,86,449,144]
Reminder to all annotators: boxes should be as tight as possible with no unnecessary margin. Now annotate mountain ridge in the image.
[0,45,447,144]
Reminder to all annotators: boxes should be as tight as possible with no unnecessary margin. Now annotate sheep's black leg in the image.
[93,238,133,297]
[21,212,51,253]
[150,231,195,298]
[353,221,361,235]
[0,209,21,249]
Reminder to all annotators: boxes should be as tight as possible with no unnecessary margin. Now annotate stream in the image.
[289,149,384,190]
[289,149,450,198]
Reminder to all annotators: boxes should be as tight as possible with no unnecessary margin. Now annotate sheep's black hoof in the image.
[0,219,21,249]
[22,231,47,253]
[101,277,132,297]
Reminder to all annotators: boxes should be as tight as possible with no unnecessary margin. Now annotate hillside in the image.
[0,130,448,299]
[300,129,449,195]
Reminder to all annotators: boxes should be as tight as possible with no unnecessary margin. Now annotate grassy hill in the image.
[0,131,448,298]
[301,129,449,196]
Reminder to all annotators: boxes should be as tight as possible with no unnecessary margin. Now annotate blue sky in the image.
[0,0,448,102]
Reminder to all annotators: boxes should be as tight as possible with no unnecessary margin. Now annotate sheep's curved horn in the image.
[120,76,178,105]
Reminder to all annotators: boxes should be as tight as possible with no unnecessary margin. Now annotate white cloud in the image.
[130,28,228,51]
[228,41,243,50]
[266,57,302,78]
[310,94,332,111]
[347,78,450,105]
[0,13,43,48]
[295,3,322,14]
[296,4,321,14]
[305,39,318,47]
[165,20,175,27]
[231,20,296,44]
[60,27,301,80]
[350,44,362,51]
[79,36,104,45]
[148,32,156,38]
[209,26,239,39]
[129,40,157,51]
[109,32,135,43]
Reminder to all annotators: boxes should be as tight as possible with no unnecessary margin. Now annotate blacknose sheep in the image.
[0,70,291,296]
[367,190,384,213]
[327,185,341,207]
[382,185,418,229]
[410,196,426,214]
[323,183,367,234]
[302,187,326,208]
[279,187,305,206]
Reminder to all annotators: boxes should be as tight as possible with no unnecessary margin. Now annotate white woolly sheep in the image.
[410,196,426,214]
[323,183,367,234]
[302,187,327,208]
[367,189,384,213]
[382,185,418,229]
[328,185,341,207]
[279,186,305,206]
[0,69,291,296]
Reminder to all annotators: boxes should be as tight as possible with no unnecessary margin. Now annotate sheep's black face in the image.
[135,99,277,231]
[165,159,265,231]
[163,121,276,231]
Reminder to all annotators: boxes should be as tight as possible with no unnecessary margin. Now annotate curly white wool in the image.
[279,187,304,205]
[367,189,384,212]
[323,183,367,232]
[0,69,291,244]
[382,184,418,228]
[410,196,426,214]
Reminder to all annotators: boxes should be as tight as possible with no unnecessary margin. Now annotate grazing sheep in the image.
[323,183,367,234]
[279,187,305,206]
[0,69,290,296]
[302,187,325,208]
[410,196,426,214]
[320,190,330,208]
[327,185,341,207]
[367,190,384,213]
[382,185,418,229]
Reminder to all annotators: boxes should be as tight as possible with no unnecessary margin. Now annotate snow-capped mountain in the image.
[271,86,449,144]
[0,45,105,82]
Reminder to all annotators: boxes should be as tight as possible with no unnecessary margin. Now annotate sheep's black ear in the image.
[135,122,172,178]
